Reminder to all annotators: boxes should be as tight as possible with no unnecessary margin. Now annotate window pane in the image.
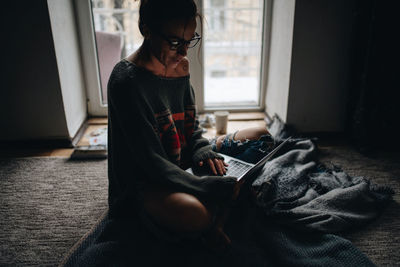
[91,0,142,105]
[204,0,264,107]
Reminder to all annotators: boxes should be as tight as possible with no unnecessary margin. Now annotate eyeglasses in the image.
[157,32,201,50]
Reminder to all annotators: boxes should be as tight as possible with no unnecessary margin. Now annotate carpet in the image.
[0,146,399,266]
[0,157,108,266]
[317,146,400,266]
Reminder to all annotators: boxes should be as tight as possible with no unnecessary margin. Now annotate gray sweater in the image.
[107,59,236,217]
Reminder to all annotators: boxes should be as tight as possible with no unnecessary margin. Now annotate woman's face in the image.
[149,17,197,69]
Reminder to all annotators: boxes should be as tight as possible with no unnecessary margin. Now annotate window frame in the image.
[74,0,107,116]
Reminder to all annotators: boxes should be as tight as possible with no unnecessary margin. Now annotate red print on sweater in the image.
[154,106,196,165]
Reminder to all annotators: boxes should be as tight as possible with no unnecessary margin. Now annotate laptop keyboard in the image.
[226,160,253,177]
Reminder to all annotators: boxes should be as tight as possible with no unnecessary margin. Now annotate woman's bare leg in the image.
[141,187,231,251]
[233,126,269,142]
[142,188,213,233]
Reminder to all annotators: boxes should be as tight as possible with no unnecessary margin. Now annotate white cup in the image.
[214,111,229,134]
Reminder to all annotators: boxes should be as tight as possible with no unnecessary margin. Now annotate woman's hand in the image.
[198,158,229,176]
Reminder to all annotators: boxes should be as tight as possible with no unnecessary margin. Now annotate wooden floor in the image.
[0,113,267,158]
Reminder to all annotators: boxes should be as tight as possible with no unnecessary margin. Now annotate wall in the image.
[265,0,356,133]
[287,0,356,132]
[0,0,87,144]
[1,1,68,141]
[47,0,87,139]
[265,0,296,124]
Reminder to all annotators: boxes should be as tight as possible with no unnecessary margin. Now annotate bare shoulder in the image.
[176,57,190,76]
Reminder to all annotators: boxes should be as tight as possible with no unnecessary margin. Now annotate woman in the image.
[107,0,241,248]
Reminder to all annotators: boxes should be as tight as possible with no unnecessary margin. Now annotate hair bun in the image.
[137,0,198,36]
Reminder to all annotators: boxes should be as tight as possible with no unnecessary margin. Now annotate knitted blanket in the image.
[252,116,394,233]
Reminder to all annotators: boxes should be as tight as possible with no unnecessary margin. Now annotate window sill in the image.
[199,112,265,121]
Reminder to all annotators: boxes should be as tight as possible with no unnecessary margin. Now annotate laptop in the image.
[186,136,291,182]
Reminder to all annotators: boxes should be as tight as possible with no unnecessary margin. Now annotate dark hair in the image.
[137,0,200,36]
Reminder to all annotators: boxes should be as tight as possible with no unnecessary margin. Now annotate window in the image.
[90,0,142,107]
[203,0,266,110]
[75,0,270,116]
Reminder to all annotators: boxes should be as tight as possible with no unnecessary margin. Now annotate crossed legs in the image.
[141,126,270,246]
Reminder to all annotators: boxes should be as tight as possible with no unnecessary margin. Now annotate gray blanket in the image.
[252,116,394,233]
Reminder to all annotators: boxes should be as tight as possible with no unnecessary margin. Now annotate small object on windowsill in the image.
[199,113,215,128]
[70,145,107,159]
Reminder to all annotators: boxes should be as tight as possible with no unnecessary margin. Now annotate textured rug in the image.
[0,157,108,266]
[0,146,399,266]
[317,146,400,266]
